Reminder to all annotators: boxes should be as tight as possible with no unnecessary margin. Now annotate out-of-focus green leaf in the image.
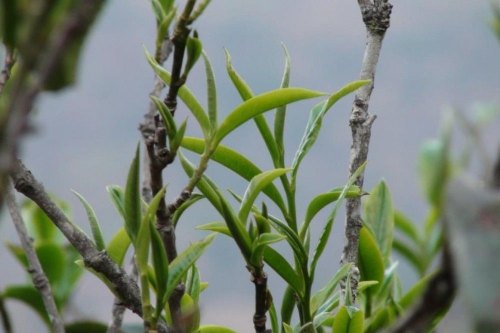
[364,181,394,262]
[358,228,384,290]
[311,263,352,314]
[263,247,303,295]
[35,242,66,286]
[202,51,217,131]
[269,300,280,333]
[65,321,107,333]
[106,227,131,266]
[165,234,216,299]
[332,306,364,333]
[291,80,370,185]
[399,273,434,310]
[72,190,105,251]
[213,88,325,146]
[22,199,64,244]
[198,325,237,333]
[394,210,420,244]
[2,285,49,324]
[56,245,84,304]
[239,168,290,223]
[184,34,203,76]
[418,139,449,207]
[124,145,141,243]
[281,286,296,326]
[145,48,210,138]
[106,185,125,218]
[283,323,294,333]
[393,239,424,275]
[250,233,286,265]
[301,186,362,238]
[181,137,286,212]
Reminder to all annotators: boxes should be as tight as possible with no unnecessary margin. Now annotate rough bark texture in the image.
[341,0,392,303]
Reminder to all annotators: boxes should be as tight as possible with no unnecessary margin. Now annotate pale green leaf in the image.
[106,227,131,266]
[72,190,105,250]
[202,51,217,130]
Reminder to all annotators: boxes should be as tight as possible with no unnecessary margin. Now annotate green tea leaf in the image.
[274,43,291,161]
[291,80,370,185]
[196,222,231,237]
[214,87,325,146]
[181,137,286,213]
[106,227,131,266]
[364,181,394,262]
[106,185,125,218]
[301,186,362,238]
[150,219,168,318]
[202,51,217,131]
[263,247,303,295]
[151,95,177,139]
[72,190,105,251]
[124,145,141,243]
[250,233,286,265]
[165,234,216,299]
[184,35,203,76]
[238,168,290,223]
[358,228,384,289]
[145,48,210,139]
[224,49,279,163]
[311,263,352,314]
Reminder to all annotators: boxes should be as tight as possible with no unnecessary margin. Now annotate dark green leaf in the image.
[202,51,217,131]
[124,145,141,243]
[263,247,303,295]
[3,285,50,324]
[184,35,203,76]
[65,321,108,333]
[151,95,177,140]
[250,233,286,265]
[150,218,169,318]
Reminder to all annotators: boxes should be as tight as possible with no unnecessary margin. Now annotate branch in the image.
[5,182,66,333]
[10,159,143,315]
[341,0,392,302]
[249,265,271,333]
[0,0,105,208]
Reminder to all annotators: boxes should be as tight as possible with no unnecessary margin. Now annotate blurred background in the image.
[1,0,499,332]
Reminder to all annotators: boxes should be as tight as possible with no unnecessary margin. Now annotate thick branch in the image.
[5,183,66,333]
[341,0,392,302]
[10,160,143,315]
[250,266,271,333]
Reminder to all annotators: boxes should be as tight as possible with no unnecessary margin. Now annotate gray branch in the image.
[5,183,66,333]
[340,0,392,302]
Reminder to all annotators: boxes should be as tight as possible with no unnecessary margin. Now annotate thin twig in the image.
[340,0,392,303]
[107,258,139,333]
[5,182,66,333]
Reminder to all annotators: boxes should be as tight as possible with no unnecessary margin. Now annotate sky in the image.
[1,1,499,332]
